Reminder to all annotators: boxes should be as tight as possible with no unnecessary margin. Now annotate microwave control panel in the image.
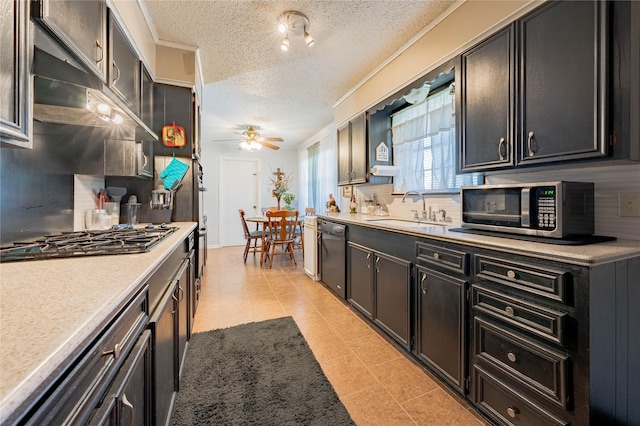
[534,187,556,229]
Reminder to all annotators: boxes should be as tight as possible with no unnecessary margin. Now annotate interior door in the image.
[219,158,259,246]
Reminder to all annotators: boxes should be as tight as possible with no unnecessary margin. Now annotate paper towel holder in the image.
[370,165,400,176]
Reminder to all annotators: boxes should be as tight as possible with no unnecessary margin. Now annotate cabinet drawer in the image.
[474,366,568,426]
[472,285,566,344]
[27,287,149,425]
[475,254,568,302]
[474,318,569,409]
[416,241,470,275]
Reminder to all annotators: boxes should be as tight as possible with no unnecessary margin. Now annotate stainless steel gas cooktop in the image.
[0,224,177,262]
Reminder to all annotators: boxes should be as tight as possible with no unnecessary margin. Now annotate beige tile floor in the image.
[192,246,489,426]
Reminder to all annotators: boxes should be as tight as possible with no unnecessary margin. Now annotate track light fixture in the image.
[277,10,314,51]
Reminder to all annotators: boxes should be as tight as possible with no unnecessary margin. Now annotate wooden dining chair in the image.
[305,207,316,216]
[239,209,263,262]
[263,210,298,268]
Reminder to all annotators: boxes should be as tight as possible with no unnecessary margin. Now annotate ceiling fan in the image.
[212,125,284,151]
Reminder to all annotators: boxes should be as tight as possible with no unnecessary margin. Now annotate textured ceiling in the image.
[141,0,455,148]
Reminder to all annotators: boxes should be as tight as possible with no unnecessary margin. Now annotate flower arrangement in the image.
[268,169,293,209]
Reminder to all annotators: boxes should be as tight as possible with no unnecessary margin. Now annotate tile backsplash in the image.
[73,175,104,231]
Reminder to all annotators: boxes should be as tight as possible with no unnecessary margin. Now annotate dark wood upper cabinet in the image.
[518,0,608,165]
[459,0,609,173]
[32,0,107,82]
[109,10,141,115]
[1,0,31,148]
[459,25,515,172]
[337,113,367,186]
[141,63,154,129]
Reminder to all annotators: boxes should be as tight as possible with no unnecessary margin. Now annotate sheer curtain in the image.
[299,132,338,213]
[392,84,481,193]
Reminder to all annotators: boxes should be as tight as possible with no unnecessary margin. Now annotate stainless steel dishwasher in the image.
[318,219,347,299]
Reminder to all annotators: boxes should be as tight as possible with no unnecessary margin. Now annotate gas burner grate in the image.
[1,225,178,262]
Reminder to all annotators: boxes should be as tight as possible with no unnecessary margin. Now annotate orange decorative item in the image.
[161,122,186,147]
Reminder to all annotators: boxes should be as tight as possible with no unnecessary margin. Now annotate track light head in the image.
[281,34,289,51]
[277,10,314,51]
[304,30,314,47]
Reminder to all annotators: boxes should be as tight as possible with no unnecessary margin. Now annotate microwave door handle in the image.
[521,188,531,228]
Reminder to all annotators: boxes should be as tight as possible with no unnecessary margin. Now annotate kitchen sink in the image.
[364,218,447,227]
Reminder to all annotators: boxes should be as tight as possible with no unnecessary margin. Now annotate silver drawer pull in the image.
[507,406,518,418]
[507,352,517,363]
[506,270,516,279]
[433,252,440,260]
[102,343,122,359]
[505,306,515,317]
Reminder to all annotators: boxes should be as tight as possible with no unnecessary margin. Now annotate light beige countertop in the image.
[0,222,197,423]
[317,213,640,267]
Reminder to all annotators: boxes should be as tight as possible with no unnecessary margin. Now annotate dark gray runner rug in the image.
[171,317,355,425]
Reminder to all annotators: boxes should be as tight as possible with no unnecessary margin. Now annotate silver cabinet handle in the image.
[102,342,122,359]
[122,393,135,426]
[350,170,356,180]
[420,272,427,295]
[507,406,518,418]
[498,137,506,160]
[507,352,517,363]
[505,306,515,317]
[506,270,516,279]
[96,41,104,64]
[375,256,381,273]
[433,252,440,260]
[527,131,535,157]
[345,171,350,181]
[112,62,121,84]
[366,252,371,269]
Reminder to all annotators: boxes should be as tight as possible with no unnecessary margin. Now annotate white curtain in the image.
[297,148,309,210]
[392,84,481,192]
[316,132,338,212]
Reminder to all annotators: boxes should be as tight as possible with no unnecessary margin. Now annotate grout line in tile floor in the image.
[193,246,489,425]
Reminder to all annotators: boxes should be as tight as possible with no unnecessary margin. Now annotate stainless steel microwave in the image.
[461,181,594,238]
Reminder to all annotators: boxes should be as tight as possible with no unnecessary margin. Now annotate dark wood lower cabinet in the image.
[175,257,190,389]
[149,282,178,426]
[415,266,467,393]
[373,252,411,349]
[347,242,374,318]
[89,330,152,425]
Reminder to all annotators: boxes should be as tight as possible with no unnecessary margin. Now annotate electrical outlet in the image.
[619,193,640,217]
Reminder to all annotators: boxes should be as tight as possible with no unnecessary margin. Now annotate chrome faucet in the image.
[402,191,427,220]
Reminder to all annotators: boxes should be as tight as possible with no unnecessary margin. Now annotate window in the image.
[391,83,482,193]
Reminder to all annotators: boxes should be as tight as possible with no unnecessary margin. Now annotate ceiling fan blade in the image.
[262,137,284,142]
[259,141,280,150]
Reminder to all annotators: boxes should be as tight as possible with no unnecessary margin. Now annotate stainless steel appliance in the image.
[0,225,176,262]
[318,219,346,299]
[461,181,594,238]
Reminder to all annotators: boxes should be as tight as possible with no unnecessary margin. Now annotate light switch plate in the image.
[619,193,640,217]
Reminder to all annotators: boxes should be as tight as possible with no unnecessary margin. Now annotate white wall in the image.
[201,141,299,248]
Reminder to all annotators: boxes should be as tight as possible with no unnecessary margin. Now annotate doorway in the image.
[219,158,260,247]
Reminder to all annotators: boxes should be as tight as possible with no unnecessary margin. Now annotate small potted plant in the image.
[282,192,296,210]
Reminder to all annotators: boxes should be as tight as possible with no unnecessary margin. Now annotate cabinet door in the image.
[141,64,154,129]
[337,123,351,185]
[460,25,514,172]
[175,258,190,389]
[109,11,140,114]
[374,253,411,349]
[347,243,374,318]
[149,283,177,426]
[32,0,107,81]
[1,0,31,148]
[349,114,368,184]
[518,0,607,165]
[416,266,466,393]
[89,330,152,426]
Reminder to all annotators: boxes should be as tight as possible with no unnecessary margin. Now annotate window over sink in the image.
[391,79,482,194]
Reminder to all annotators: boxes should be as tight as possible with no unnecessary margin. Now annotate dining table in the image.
[245,213,303,265]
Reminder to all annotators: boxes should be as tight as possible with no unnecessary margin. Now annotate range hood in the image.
[32,29,157,141]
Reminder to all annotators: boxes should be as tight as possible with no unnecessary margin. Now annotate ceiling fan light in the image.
[281,35,289,51]
[304,31,314,47]
[239,141,249,150]
[278,22,287,33]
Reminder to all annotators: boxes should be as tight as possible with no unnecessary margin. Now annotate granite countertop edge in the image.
[0,222,197,423]
[316,213,640,266]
